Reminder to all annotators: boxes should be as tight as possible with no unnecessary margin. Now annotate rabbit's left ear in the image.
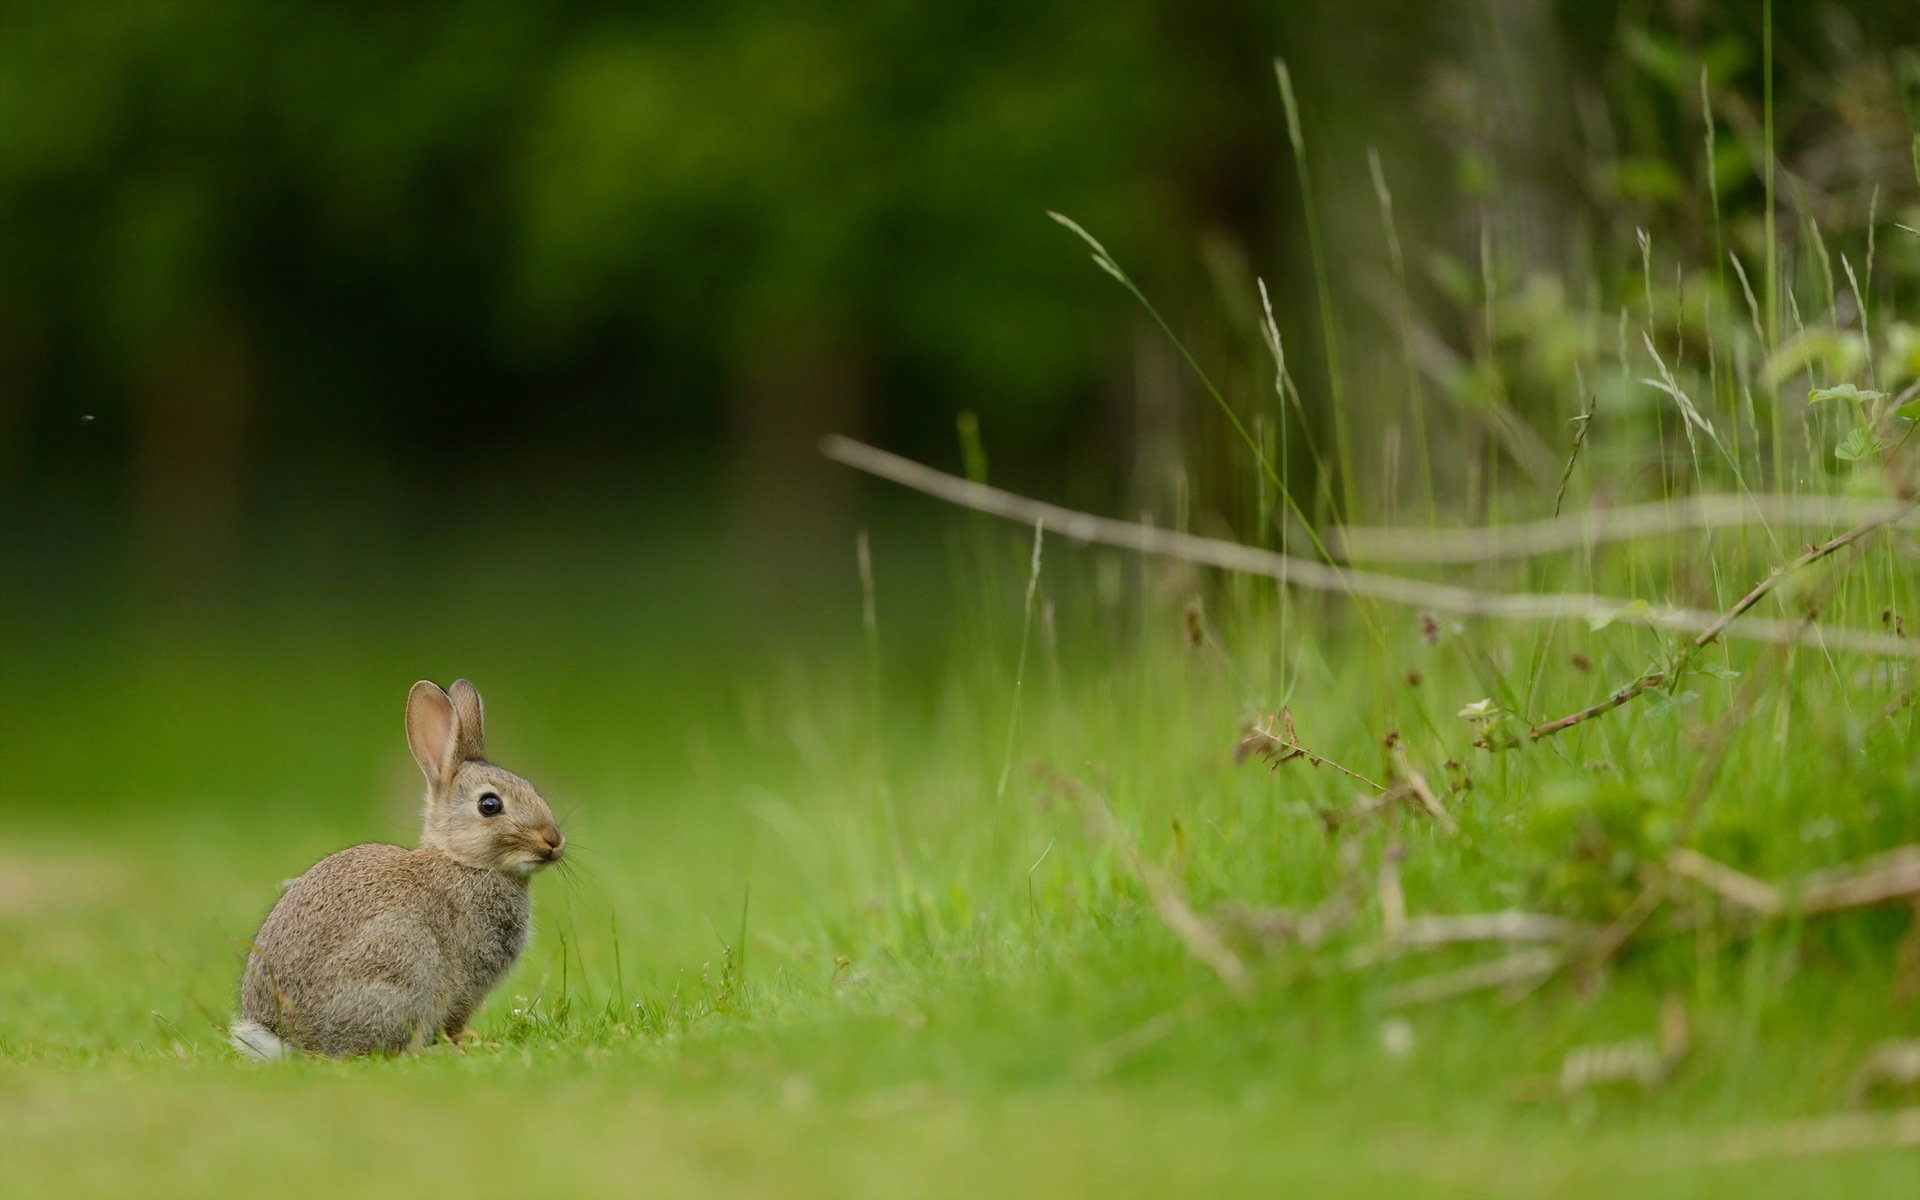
[447,679,486,762]
[406,680,457,784]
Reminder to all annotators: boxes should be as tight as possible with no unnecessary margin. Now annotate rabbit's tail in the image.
[230,1019,287,1061]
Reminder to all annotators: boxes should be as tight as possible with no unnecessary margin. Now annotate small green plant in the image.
[1809,382,1910,462]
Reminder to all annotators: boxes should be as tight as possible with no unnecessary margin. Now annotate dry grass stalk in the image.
[1140,862,1254,1001]
[1380,947,1564,1007]
[1896,898,1920,1003]
[1799,845,1920,915]
[1701,1107,1920,1164]
[1079,999,1210,1079]
[1667,844,1920,919]
[1378,854,1407,942]
[1559,1039,1666,1093]
[1235,709,1390,792]
[1388,746,1456,834]
[1397,912,1592,947]
[1348,909,1593,971]
[1319,785,1410,832]
[1574,885,1665,983]
[1217,843,1380,953]
[1664,848,1784,915]
[1034,764,1252,1001]
[1510,995,1690,1103]
[821,436,1920,661]
[1851,1040,1920,1102]
[1332,494,1918,563]
[1531,511,1909,741]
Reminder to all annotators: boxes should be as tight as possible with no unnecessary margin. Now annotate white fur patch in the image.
[230,1019,287,1061]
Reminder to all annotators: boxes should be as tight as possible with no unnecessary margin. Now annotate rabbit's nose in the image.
[539,829,565,860]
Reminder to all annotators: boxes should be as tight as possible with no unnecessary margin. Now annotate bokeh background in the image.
[2,0,1918,818]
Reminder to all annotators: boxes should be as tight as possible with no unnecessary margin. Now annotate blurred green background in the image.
[2,0,1918,808]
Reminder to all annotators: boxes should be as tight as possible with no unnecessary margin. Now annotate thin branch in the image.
[1665,848,1783,915]
[1380,947,1564,1007]
[1036,765,1252,1001]
[1799,845,1920,915]
[1528,673,1667,739]
[1319,784,1411,832]
[1079,998,1210,1079]
[1235,709,1390,792]
[1575,884,1665,981]
[1665,845,1920,919]
[1397,912,1592,947]
[1334,494,1918,563]
[1531,513,1909,740]
[1347,909,1595,970]
[1378,853,1407,942]
[1389,746,1457,834]
[822,436,1920,661]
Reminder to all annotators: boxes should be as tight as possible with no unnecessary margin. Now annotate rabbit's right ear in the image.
[406,680,458,785]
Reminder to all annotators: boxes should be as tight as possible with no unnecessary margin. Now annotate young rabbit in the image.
[231,679,564,1058]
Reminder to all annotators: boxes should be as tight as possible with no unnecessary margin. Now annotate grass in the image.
[8,36,1920,1196]
[4,486,1918,1196]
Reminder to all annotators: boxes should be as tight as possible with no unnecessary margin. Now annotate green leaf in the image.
[1834,426,1883,462]
[1895,398,1920,422]
[1588,598,1654,631]
[1645,690,1699,717]
[1808,383,1889,405]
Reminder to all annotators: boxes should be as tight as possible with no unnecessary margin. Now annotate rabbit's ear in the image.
[447,679,486,761]
[406,680,458,783]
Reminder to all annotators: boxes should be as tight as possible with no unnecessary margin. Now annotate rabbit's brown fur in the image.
[234,680,563,1058]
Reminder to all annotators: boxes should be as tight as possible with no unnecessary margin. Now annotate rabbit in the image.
[231,678,565,1059]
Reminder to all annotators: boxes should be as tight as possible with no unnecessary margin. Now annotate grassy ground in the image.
[9,46,1920,1189]
[3,472,1918,1196]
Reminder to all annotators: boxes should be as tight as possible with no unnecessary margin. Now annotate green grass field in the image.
[9,38,1920,1190]
[4,458,1918,1195]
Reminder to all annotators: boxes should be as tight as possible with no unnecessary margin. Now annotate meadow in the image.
[7,44,1920,1199]
[6,410,1919,1196]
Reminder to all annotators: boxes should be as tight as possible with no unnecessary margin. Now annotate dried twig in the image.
[1574,884,1665,982]
[1079,998,1210,1079]
[1380,947,1564,1007]
[1035,765,1252,1000]
[1528,674,1668,740]
[1559,1040,1667,1093]
[1348,908,1593,970]
[1388,746,1456,834]
[1851,1041,1920,1102]
[821,436,1920,660]
[1333,494,1919,563]
[1799,845,1920,915]
[1531,513,1910,741]
[1396,911,1593,947]
[1383,846,1920,1010]
[1141,864,1254,1001]
[1216,843,1381,952]
[1520,995,1690,1101]
[1665,845,1920,920]
[1378,853,1407,942]
[1896,898,1920,1004]
[1236,709,1389,792]
[1320,785,1411,832]
[1664,848,1784,915]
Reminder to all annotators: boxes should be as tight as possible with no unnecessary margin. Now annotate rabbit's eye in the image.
[476,793,504,817]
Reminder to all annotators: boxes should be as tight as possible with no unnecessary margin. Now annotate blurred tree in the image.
[2,0,1915,599]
